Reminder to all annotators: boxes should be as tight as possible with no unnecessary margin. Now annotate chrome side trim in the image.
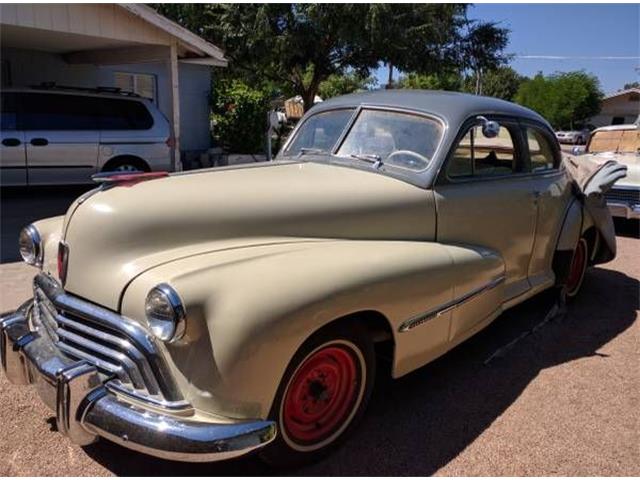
[399,275,506,333]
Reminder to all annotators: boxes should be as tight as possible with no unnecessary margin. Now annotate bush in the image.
[211,80,270,154]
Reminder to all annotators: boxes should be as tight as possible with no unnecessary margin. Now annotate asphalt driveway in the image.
[0,186,638,476]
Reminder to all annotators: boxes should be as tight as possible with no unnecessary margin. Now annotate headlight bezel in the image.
[19,224,44,268]
[144,283,187,343]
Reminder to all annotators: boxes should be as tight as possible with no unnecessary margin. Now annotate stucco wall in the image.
[1,47,212,151]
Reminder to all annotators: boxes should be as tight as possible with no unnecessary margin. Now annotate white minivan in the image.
[0,87,173,186]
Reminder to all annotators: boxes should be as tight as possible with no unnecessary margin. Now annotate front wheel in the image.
[259,323,375,468]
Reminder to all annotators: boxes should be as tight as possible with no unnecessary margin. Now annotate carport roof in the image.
[118,4,227,66]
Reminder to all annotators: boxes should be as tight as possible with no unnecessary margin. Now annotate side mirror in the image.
[476,116,500,138]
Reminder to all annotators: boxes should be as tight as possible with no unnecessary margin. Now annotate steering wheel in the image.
[386,150,430,169]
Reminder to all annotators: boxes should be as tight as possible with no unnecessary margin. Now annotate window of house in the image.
[526,127,556,172]
[114,72,157,103]
[448,124,518,179]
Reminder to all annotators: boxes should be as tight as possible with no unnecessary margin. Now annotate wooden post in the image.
[169,40,182,171]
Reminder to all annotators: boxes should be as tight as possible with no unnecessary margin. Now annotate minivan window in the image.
[20,93,102,130]
[18,93,153,131]
[0,93,18,130]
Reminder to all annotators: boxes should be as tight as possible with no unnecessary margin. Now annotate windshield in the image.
[284,109,355,156]
[283,108,443,171]
[588,128,639,154]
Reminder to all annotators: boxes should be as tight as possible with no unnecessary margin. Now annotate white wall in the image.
[2,47,212,151]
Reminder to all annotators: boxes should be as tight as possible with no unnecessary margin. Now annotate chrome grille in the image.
[31,274,187,409]
[605,188,640,205]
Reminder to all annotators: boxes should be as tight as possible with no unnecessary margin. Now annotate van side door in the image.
[0,93,27,185]
[22,92,100,185]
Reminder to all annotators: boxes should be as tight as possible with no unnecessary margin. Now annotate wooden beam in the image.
[64,45,170,65]
[168,40,182,171]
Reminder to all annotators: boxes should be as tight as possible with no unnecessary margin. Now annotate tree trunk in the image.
[302,88,316,113]
[475,69,482,95]
[387,63,394,89]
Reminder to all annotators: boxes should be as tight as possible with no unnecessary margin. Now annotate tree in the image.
[318,73,376,99]
[154,4,510,111]
[623,81,640,90]
[463,66,525,100]
[366,4,468,87]
[514,71,603,129]
[397,72,463,91]
[461,20,511,94]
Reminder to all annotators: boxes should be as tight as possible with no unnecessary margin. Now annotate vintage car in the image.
[0,91,625,468]
[574,123,639,219]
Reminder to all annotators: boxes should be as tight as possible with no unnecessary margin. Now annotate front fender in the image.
[121,239,504,420]
[32,215,64,277]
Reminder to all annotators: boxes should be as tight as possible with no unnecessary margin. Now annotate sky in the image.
[375,3,640,95]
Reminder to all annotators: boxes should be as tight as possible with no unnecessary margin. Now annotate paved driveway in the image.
[0,187,638,476]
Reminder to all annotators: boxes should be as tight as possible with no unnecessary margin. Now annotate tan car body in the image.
[6,91,620,461]
[34,157,590,421]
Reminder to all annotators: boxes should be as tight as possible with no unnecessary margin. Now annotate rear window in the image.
[17,93,153,131]
[588,129,639,154]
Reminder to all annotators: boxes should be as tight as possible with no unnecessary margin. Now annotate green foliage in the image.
[514,71,603,129]
[463,66,525,100]
[397,72,463,91]
[318,73,376,99]
[153,4,510,111]
[210,80,270,154]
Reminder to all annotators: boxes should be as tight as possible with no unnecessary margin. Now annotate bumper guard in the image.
[0,303,276,462]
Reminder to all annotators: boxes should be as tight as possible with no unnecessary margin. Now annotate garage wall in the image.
[1,47,212,152]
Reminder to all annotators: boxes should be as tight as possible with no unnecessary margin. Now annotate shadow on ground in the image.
[82,265,638,476]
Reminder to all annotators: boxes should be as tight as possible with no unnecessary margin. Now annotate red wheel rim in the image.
[566,240,586,295]
[282,344,361,446]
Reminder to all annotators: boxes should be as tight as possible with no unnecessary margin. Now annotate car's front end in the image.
[1,252,276,461]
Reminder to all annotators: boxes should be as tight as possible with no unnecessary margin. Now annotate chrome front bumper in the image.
[0,302,276,462]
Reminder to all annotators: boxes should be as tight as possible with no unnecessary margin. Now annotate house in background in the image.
[0,3,227,170]
[589,88,640,128]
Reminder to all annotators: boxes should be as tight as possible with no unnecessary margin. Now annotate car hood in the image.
[583,152,640,187]
[62,161,433,309]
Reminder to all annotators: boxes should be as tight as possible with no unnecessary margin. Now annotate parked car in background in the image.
[555,128,591,145]
[0,86,173,186]
[0,91,624,468]
[576,123,639,219]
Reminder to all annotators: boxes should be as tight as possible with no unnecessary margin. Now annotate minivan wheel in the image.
[102,157,150,173]
[259,322,375,468]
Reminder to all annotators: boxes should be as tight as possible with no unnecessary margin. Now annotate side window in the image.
[98,99,153,130]
[0,93,17,130]
[20,93,101,130]
[526,127,557,172]
[448,124,518,179]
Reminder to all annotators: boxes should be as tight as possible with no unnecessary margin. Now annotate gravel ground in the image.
[0,191,637,475]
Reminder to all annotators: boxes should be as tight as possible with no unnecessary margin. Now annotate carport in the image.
[0,4,228,169]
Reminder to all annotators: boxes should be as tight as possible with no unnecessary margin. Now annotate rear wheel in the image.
[102,157,150,173]
[259,323,375,468]
[565,237,588,299]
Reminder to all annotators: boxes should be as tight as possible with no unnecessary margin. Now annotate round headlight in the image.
[19,224,43,268]
[145,284,186,343]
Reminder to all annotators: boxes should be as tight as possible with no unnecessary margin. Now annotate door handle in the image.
[1,138,21,147]
[30,138,48,146]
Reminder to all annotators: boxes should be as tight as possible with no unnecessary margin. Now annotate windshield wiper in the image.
[350,153,384,169]
[297,147,329,158]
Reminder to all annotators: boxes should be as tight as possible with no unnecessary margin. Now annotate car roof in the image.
[311,89,551,129]
[592,124,639,133]
[2,87,147,102]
